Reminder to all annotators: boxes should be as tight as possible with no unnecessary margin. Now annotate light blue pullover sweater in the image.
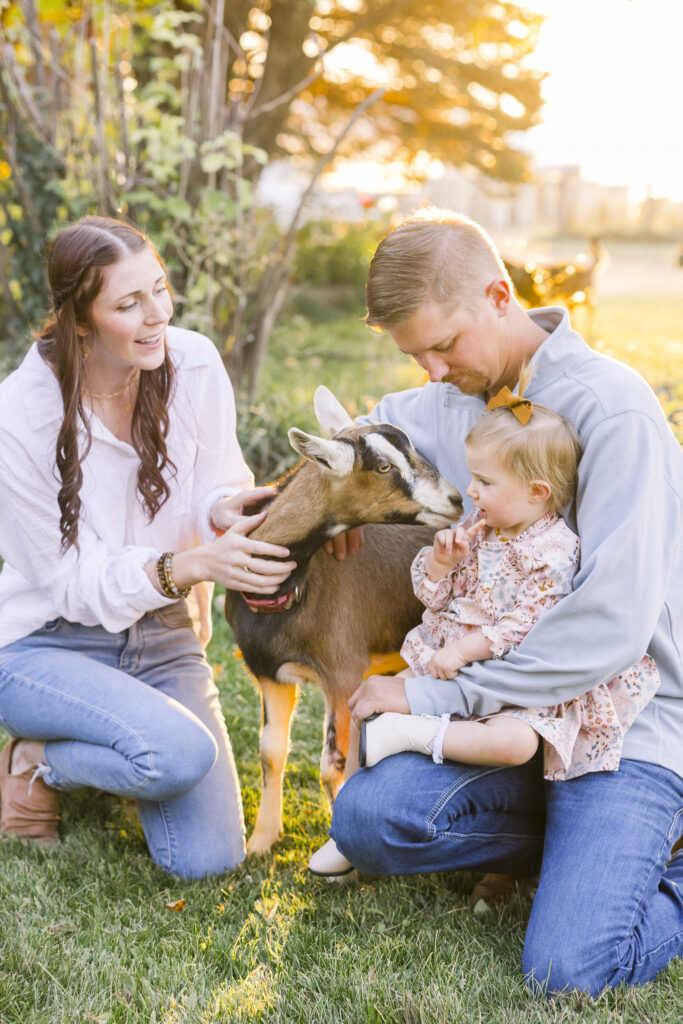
[363,308,683,780]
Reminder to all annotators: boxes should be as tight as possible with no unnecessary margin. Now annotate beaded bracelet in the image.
[156,551,191,600]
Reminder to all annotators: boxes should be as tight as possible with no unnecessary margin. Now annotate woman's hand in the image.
[164,508,296,595]
[205,511,296,593]
[210,486,277,534]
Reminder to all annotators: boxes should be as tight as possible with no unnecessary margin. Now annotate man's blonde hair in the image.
[365,207,510,328]
[466,400,582,513]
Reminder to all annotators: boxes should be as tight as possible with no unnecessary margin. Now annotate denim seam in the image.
[440,830,543,844]
[425,764,509,839]
[612,805,683,979]
[0,665,157,796]
[667,807,683,843]
[144,799,175,872]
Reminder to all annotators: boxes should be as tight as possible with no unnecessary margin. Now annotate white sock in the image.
[428,713,452,765]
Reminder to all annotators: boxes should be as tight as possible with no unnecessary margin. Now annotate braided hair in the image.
[37,216,177,551]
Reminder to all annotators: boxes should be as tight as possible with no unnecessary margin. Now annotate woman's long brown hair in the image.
[37,217,177,551]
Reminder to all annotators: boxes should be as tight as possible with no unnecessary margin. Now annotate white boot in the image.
[359,712,442,768]
[308,838,354,877]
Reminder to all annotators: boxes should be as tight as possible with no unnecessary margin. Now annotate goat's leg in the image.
[247,677,298,855]
[320,694,351,808]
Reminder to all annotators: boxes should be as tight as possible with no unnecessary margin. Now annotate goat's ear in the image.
[313,385,354,437]
[288,428,355,476]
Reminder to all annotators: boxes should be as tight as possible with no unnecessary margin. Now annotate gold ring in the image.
[243,564,251,573]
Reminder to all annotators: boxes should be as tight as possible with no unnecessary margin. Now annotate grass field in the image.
[0,290,681,1023]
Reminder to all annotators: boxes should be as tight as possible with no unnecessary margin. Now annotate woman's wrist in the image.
[145,546,208,597]
[170,547,208,590]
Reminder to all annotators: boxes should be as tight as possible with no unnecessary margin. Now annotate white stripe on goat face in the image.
[365,433,413,477]
[365,433,455,521]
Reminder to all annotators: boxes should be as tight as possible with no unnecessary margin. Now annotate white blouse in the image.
[0,326,253,648]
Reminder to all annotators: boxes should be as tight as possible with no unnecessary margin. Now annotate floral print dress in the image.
[401,509,660,781]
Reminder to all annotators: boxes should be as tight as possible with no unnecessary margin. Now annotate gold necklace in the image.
[85,369,140,440]
[85,368,140,401]
[112,404,134,439]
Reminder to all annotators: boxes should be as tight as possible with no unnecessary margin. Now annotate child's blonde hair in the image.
[466,372,582,513]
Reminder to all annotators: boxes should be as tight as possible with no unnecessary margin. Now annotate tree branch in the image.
[281,85,387,253]
[248,61,324,120]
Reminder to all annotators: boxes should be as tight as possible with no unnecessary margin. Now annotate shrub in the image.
[293,220,387,288]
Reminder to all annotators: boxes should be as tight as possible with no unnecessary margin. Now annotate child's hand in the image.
[428,642,469,679]
[432,519,485,570]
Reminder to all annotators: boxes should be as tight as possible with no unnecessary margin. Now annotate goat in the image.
[225,386,463,854]
[505,238,609,317]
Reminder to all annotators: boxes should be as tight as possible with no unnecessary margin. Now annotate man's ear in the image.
[485,278,511,314]
[529,479,552,503]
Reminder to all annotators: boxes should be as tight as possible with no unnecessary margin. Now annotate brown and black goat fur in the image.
[225,387,463,854]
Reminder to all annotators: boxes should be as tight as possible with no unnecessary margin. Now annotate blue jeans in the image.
[330,753,683,996]
[0,604,246,879]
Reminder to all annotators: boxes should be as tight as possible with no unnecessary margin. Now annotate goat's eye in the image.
[377,462,392,474]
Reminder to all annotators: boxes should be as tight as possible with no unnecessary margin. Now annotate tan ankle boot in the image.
[0,739,60,846]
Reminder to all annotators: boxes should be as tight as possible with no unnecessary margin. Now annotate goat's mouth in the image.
[417,504,464,527]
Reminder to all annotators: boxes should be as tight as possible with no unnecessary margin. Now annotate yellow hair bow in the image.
[486,385,533,425]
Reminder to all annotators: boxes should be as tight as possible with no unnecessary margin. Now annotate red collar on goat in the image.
[241,586,301,614]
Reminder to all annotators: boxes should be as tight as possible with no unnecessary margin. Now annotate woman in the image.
[0,216,296,878]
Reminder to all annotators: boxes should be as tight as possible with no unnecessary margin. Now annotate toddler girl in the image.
[309,383,659,876]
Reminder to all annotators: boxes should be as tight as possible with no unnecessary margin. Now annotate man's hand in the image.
[348,673,410,727]
[323,525,366,561]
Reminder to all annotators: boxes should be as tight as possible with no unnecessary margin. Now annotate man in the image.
[328,208,683,995]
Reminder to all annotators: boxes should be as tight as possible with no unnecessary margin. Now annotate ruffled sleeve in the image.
[410,547,457,611]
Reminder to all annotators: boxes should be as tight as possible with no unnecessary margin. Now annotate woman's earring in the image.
[81,340,90,362]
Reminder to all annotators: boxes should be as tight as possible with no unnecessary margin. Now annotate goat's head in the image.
[287,386,463,531]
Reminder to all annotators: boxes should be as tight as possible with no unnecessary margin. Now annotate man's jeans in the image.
[0,605,246,878]
[330,753,683,996]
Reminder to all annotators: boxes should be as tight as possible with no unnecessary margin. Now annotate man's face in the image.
[387,286,512,397]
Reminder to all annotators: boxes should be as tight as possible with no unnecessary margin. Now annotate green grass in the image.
[0,290,681,1022]
[1,611,681,1023]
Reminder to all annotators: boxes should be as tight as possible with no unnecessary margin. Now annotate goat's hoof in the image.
[469,873,518,908]
[246,831,279,857]
[468,872,539,908]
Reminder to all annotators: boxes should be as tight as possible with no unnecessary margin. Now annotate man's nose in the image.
[422,352,448,382]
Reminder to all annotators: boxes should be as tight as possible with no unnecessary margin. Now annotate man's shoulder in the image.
[537,333,660,428]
